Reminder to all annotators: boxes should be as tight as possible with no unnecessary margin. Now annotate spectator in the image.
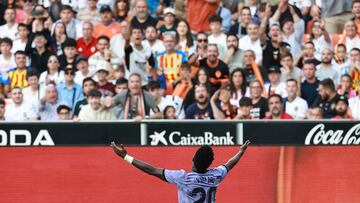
[265,94,293,120]
[143,25,165,56]
[270,0,303,28]
[77,21,98,58]
[349,48,360,92]
[284,79,308,119]
[0,38,16,73]
[105,73,162,120]
[73,77,97,119]
[0,97,5,121]
[352,0,360,34]
[280,52,302,82]
[163,105,177,119]
[95,64,116,97]
[294,41,321,69]
[172,63,193,100]
[11,23,29,53]
[59,38,79,71]
[148,81,184,119]
[22,70,40,114]
[229,7,251,39]
[183,67,215,110]
[187,0,219,33]
[113,0,131,22]
[124,26,155,87]
[56,5,82,40]
[176,20,195,57]
[310,19,332,61]
[307,107,323,119]
[185,84,213,120]
[57,104,72,120]
[343,20,360,53]
[4,87,37,121]
[199,44,230,89]
[114,78,128,94]
[316,48,339,85]
[39,55,65,95]
[338,74,357,99]
[131,0,158,31]
[273,5,304,60]
[0,8,18,40]
[301,60,320,106]
[321,0,352,34]
[249,80,268,119]
[79,89,116,121]
[235,97,253,120]
[159,8,177,37]
[109,21,128,62]
[208,15,227,59]
[25,31,54,74]
[210,87,237,120]
[229,68,250,108]
[57,67,83,108]
[8,51,29,89]
[262,24,282,71]
[242,50,267,84]
[93,5,121,39]
[88,36,115,76]
[38,83,60,121]
[349,84,360,119]
[332,96,353,119]
[77,0,101,24]
[50,22,68,56]
[238,22,263,65]
[312,78,340,119]
[334,44,349,75]
[154,32,187,92]
[224,34,243,73]
[188,32,208,65]
[216,2,232,33]
[264,66,287,98]
[74,56,92,85]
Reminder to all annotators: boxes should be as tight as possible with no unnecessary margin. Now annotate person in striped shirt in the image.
[8,51,29,89]
[154,32,188,94]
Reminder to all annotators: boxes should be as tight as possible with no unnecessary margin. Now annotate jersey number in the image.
[191,187,216,203]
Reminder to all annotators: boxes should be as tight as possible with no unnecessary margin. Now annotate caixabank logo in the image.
[0,129,54,146]
[149,130,235,146]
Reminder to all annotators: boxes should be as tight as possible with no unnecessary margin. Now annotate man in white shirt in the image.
[239,22,263,65]
[265,66,288,98]
[284,79,308,119]
[4,87,38,121]
[344,20,360,54]
[143,25,165,56]
[74,56,92,85]
[22,70,40,115]
[0,38,16,74]
[208,15,227,60]
[11,23,29,53]
[0,7,18,41]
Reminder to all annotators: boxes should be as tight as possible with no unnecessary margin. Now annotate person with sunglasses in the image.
[188,32,208,65]
[57,67,83,108]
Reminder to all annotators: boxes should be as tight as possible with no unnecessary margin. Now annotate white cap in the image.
[164,7,175,16]
[96,61,109,73]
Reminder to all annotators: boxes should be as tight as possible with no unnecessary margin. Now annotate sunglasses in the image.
[65,72,74,75]
[198,39,208,43]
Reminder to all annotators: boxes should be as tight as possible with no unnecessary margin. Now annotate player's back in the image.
[164,165,228,203]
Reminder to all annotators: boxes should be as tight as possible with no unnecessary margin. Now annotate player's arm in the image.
[224,140,250,172]
[111,142,167,182]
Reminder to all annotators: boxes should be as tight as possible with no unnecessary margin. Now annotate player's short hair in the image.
[193,145,214,173]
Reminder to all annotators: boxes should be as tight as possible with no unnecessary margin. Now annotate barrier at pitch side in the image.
[0,121,360,146]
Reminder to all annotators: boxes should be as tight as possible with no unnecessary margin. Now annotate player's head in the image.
[192,145,214,173]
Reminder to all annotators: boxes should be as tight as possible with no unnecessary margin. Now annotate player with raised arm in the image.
[111,140,250,202]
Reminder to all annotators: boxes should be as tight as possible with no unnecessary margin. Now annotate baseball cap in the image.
[337,95,349,106]
[164,7,175,16]
[100,5,112,13]
[268,66,281,74]
[75,55,88,65]
[96,61,109,73]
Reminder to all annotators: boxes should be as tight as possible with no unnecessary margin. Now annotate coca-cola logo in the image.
[305,124,360,145]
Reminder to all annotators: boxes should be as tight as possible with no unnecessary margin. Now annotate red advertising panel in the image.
[0,146,359,202]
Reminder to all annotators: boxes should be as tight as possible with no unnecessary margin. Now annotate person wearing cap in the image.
[79,89,116,121]
[235,97,254,120]
[131,0,158,32]
[264,66,288,98]
[77,21,98,58]
[55,5,82,40]
[93,5,121,39]
[74,56,92,85]
[77,0,101,25]
[25,31,54,74]
[159,8,177,37]
[95,62,116,97]
[59,38,79,71]
[332,96,353,119]
[57,67,83,108]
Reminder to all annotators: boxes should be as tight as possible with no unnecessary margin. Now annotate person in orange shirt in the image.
[187,0,220,34]
[8,51,29,89]
[93,5,121,39]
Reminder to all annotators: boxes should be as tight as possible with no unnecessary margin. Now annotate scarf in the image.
[123,92,145,119]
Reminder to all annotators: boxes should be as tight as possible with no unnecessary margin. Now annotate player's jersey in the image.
[164,165,228,203]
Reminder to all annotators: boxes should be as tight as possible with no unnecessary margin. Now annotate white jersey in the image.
[164,165,228,203]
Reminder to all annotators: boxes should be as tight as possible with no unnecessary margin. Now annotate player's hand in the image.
[240,140,251,150]
[111,141,127,158]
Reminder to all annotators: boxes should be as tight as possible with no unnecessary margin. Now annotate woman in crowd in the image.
[163,105,177,119]
[176,20,195,56]
[338,74,357,99]
[50,21,68,56]
[229,68,250,108]
[114,0,131,22]
[39,55,65,96]
[310,19,332,61]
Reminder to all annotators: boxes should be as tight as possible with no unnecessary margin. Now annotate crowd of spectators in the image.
[0,0,359,121]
